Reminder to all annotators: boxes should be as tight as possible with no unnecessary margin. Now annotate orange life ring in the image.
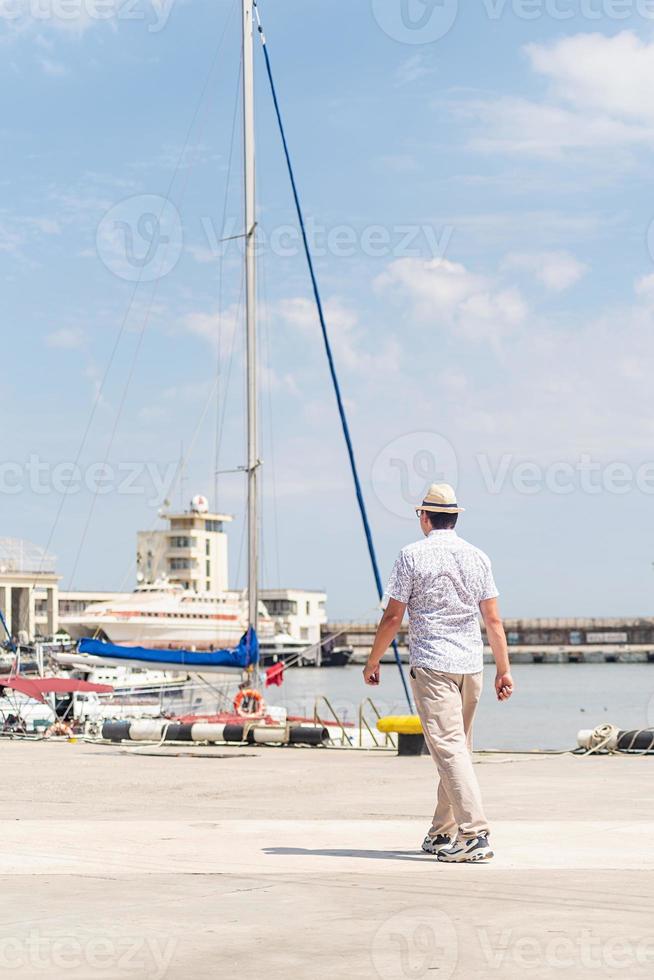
[233,688,264,717]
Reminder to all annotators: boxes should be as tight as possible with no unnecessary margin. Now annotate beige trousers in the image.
[410,667,489,840]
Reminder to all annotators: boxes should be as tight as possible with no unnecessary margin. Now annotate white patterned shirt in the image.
[384,530,498,674]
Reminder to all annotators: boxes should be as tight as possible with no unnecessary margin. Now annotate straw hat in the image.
[415,483,465,515]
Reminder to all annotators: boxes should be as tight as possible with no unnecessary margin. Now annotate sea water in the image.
[264,663,654,751]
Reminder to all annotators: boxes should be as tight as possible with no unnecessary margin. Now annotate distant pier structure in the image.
[326,618,654,665]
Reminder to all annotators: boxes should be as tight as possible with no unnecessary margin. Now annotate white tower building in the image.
[136,497,233,594]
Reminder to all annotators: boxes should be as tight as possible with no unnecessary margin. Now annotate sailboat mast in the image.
[242,0,258,633]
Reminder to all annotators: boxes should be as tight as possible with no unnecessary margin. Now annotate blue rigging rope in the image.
[253,3,413,711]
[0,609,15,651]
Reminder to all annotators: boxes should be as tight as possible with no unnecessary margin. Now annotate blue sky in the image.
[4,0,654,618]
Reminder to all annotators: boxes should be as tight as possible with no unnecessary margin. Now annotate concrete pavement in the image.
[0,741,652,979]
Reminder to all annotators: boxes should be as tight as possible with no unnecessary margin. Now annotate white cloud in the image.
[459,31,654,158]
[464,95,654,157]
[374,257,527,343]
[46,327,85,349]
[502,250,589,292]
[526,31,654,123]
[0,221,23,254]
[38,56,68,76]
[278,296,401,374]
[394,52,437,87]
[635,272,654,299]
[183,306,239,358]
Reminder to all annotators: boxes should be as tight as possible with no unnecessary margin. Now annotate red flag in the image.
[265,662,285,688]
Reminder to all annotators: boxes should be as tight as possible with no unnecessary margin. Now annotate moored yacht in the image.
[61,580,275,650]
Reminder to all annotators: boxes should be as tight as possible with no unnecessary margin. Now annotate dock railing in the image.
[358,698,396,750]
[312,696,396,749]
[313,696,354,746]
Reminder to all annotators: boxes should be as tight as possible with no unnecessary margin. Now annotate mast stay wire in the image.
[115,268,246,595]
[258,240,282,589]
[252,1,413,710]
[214,51,244,509]
[66,0,241,590]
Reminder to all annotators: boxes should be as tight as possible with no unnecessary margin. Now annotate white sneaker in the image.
[421,833,454,855]
[437,834,494,863]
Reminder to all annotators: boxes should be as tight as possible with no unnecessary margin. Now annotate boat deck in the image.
[1,741,652,978]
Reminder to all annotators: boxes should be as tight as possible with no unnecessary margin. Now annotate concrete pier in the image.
[1,741,653,978]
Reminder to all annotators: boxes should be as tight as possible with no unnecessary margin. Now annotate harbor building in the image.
[260,589,327,645]
[0,538,59,640]
[136,495,232,593]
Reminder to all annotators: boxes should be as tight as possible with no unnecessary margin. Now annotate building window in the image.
[263,599,298,616]
[206,581,210,592]
[306,601,311,615]
[170,536,191,549]
[171,519,193,530]
[300,627,309,640]
[205,520,223,533]
[170,558,192,570]
[205,539,210,556]
[206,560,211,577]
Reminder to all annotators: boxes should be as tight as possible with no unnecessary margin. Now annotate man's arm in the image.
[363,598,407,685]
[479,597,514,702]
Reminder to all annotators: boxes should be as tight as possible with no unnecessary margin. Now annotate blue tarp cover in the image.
[78,629,258,669]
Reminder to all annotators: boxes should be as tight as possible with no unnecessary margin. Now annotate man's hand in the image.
[363,599,406,688]
[363,660,380,686]
[495,671,514,702]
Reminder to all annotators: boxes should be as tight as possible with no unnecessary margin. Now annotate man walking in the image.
[363,483,513,863]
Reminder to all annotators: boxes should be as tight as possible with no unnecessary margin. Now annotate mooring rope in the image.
[580,722,654,756]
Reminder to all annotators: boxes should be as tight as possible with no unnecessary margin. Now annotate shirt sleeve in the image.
[384,551,413,605]
[479,555,499,602]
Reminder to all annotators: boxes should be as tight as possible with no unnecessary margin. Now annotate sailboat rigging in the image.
[74,0,412,710]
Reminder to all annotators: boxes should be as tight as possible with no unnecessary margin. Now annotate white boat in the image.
[51,654,189,693]
[60,581,275,650]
